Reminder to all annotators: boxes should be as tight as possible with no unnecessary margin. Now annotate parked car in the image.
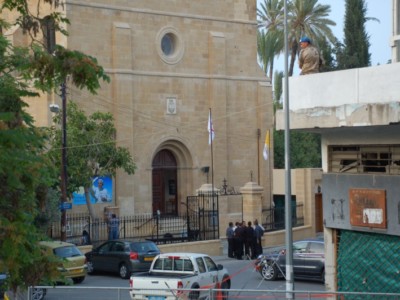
[29,287,47,300]
[129,252,230,300]
[85,240,161,279]
[0,272,47,300]
[39,241,87,284]
[255,237,325,282]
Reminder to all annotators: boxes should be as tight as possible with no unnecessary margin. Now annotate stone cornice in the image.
[107,68,270,83]
[67,0,257,25]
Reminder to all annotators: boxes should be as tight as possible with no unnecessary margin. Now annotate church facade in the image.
[5,0,273,217]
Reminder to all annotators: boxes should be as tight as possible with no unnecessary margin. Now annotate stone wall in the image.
[158,240,222,256]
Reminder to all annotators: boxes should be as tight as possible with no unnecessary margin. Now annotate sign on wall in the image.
[349,188,387,229]
[72,176,113,205]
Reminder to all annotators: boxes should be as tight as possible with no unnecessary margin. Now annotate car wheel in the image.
[261,261,278,281]
[320,269,325,283]
[31,288,46,300]
[119,263,130,279]
[220,280,230,299]
[72,276,85,284]
[87,260,95,275]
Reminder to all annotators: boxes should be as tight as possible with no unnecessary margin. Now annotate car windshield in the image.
[54,246,82,258]
[293,241,308,252]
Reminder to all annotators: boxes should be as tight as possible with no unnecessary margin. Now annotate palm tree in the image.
[257,30,283,79]
[257,0,336,76]
[257,0,284,79]
[287,0,336,75]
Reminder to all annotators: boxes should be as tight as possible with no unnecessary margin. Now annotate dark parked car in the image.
[255,238,325,282]
[85,240,161,279]
[0,272,47,300]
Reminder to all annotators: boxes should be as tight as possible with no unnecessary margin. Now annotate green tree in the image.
[0,36,60,293]
[48,102,136,221]
[257,0,336,76]
[338,0,377,69]
[273,70,283,111]
[318,38,337,72]
[0,0,110,293]
[273,129,321,169]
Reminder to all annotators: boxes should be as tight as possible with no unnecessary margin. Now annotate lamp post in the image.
[283,0,294,298]
[50,82,68,242]
[60,81,67,242]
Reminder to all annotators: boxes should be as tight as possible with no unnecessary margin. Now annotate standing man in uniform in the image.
[226,222,235,258]
[254,219,264,256]
[298,36,321,75]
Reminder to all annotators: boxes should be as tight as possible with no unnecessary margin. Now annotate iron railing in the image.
[23,285,400,300]
[263,204,305,232]
[48,211,218,247]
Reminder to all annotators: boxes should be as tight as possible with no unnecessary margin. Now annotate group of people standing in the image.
[226,219,264,260]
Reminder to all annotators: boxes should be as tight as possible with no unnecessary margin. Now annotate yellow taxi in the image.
[39,241,87,284]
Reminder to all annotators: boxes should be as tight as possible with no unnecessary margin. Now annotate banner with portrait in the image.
[72,175,113,205]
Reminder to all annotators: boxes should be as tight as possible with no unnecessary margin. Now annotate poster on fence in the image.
[72,175,113,205]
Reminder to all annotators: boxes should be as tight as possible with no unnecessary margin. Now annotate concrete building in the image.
[276,1,400,294]
[3,1,273,218]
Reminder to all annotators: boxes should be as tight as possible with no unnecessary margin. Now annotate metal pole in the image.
[257,129,261,185]
[60,81,67,242]
[283,0,294,298]
[209,108,215,239]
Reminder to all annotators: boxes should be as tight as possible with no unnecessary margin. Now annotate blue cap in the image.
[299,36,311,43]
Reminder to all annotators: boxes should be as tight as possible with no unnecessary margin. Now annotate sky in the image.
[257,0,392,75]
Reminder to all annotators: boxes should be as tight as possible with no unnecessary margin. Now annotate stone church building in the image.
[5,0,273,217]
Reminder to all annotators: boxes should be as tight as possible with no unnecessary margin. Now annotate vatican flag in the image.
[263,130,270,160]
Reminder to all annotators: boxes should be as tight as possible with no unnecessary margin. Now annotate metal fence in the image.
[47,193,220,246]
[47,199,303,246]
[19,285,400,300]
[263,204,305,232]
[48,211,219,247]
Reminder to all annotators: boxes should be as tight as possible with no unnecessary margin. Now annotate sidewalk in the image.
[213,238,230,262]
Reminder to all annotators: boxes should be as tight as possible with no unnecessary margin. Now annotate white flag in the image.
[263,130,270,160]
[208,110,215,145]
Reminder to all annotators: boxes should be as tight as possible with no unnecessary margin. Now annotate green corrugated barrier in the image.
[337,230,400,299]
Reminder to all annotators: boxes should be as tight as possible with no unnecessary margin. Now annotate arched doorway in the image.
[152,149,178,215]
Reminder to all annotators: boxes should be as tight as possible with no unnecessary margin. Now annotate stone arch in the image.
[151,140,193,215]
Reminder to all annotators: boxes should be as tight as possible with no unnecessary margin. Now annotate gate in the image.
[186,193,219,241]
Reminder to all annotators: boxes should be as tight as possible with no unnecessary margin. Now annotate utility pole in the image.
[60,81,68,242]
[283,0,294,298]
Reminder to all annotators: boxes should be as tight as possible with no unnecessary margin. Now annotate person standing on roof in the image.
[298,36,322,75]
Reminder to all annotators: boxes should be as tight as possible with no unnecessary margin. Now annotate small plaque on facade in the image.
[349,188,386,229]
[166,97,176,114]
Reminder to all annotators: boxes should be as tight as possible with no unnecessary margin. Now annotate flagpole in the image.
[209,108,215,239]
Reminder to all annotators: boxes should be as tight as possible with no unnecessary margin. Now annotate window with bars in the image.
[328,145,400,174]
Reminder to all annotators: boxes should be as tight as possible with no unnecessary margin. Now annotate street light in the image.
[49,82,68,242]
